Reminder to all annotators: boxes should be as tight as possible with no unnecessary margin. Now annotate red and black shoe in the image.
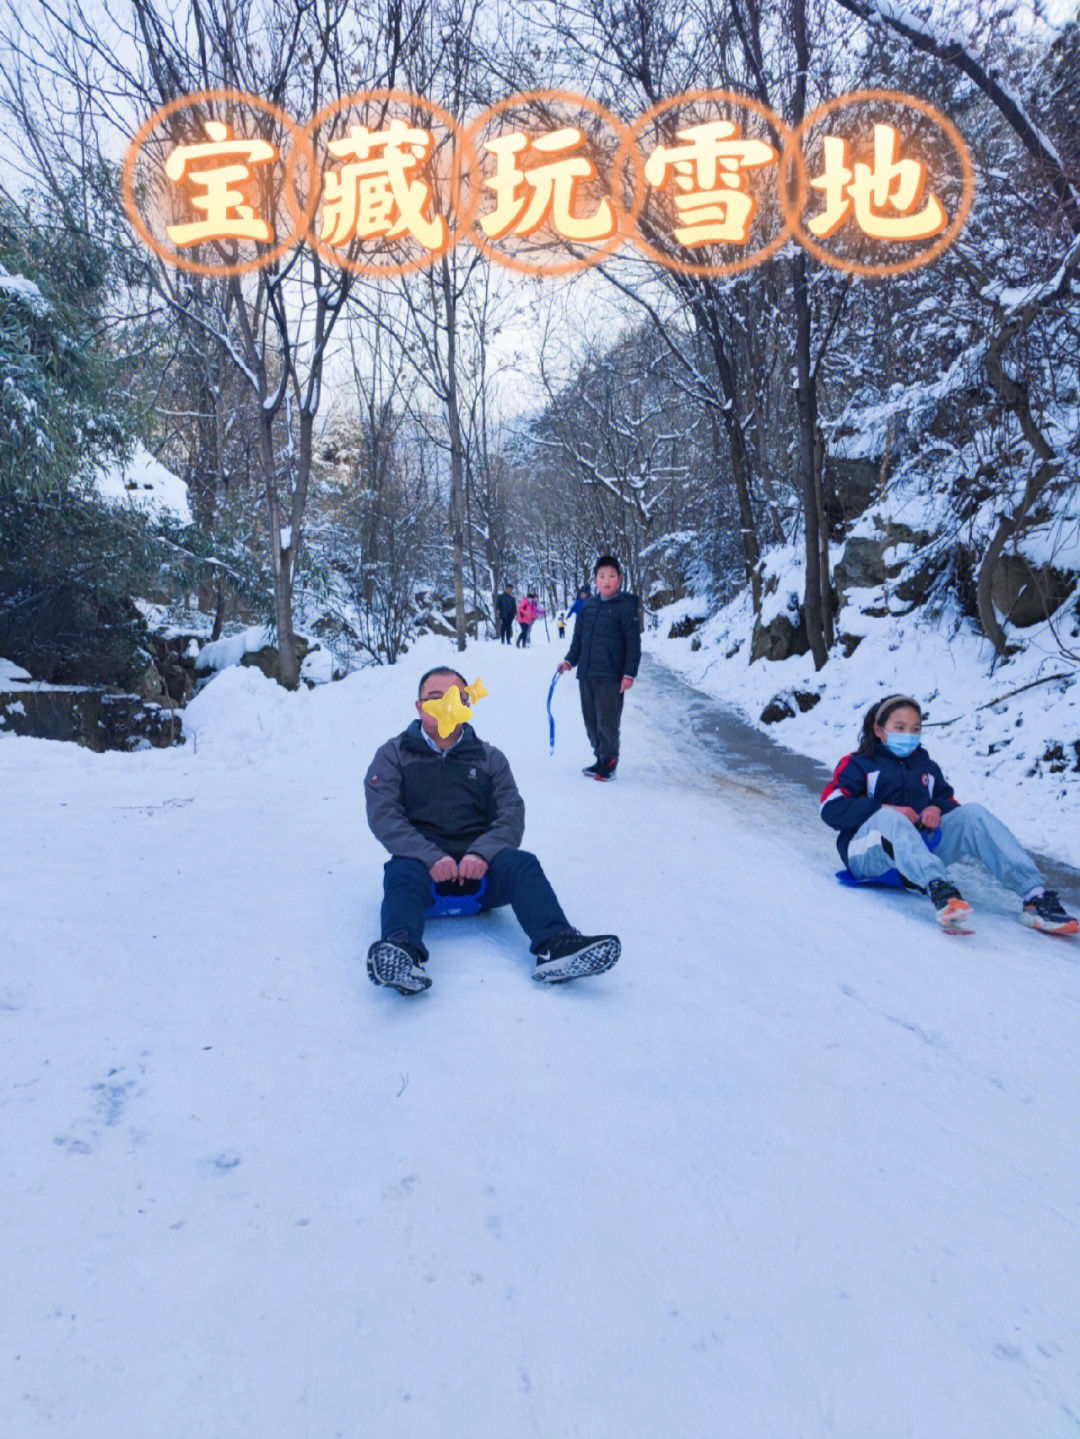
[593,757,618,781]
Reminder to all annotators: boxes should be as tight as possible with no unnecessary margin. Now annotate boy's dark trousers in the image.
[381,849,571,960]
[579,677,623,763]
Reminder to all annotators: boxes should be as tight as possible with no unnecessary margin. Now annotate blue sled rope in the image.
[547,668,563,754]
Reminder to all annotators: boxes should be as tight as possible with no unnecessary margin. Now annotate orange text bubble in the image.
[287,90,477,277]
[463,91,643,277]
[622,91,803,277]
[122,89,316,277]
[784,91,974,277]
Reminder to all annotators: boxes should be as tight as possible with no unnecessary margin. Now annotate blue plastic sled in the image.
[836,826,943,889]
[427,875,488,917]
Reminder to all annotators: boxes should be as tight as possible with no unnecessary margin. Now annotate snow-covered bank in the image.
[96,443,191,524]
[3,634,1080,1438]
[650,585,1080,868]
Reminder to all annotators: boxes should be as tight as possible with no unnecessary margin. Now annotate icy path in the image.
[3,635,1080,1438]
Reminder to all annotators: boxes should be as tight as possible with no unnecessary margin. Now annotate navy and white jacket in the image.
[820,743,960,868]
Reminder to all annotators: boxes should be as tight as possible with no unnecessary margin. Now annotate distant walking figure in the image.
[496,583,516,644]
[516,592,538,648]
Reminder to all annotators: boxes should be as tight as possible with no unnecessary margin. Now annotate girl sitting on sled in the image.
[820,693,1077,933]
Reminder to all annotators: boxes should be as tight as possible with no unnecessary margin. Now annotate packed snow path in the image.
[3,635,1079,1438]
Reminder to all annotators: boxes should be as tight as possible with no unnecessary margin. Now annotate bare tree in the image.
[0,0,407,686]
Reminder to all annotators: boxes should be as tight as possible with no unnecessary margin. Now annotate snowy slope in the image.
[3,635,1080,1438]
[96,443,191,524]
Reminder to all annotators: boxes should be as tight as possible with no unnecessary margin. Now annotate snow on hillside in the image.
[97,443,191,524]
[3,634,1080,1438]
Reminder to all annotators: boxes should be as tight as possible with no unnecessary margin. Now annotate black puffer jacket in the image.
[565,592,641,680]
[365,721,525,865]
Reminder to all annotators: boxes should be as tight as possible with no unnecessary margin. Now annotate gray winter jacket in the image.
[364,720,525,867]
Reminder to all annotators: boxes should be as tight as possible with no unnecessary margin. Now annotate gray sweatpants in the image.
[846,803,1044,897]
[579,678,624,763]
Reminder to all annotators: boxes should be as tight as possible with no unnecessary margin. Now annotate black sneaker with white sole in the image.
[533,930,621,983]
[367,935,431,994]
[1021,889,1079,935]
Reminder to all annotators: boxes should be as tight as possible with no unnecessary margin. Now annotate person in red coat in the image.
[515,593,537,647]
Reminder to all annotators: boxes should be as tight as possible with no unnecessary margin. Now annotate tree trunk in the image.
[814,421,833,648]
[792,252,828,669]
[210,568,227,642]
[707,382,761,611]
[441,257,467,652]
[791,0,828,669]
[260,412,299,690]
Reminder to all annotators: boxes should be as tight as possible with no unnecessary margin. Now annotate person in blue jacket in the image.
[820,693,1077,933]
[566,584,590,620]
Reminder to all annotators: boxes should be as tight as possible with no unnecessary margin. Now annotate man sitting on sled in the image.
[363,666,620,993]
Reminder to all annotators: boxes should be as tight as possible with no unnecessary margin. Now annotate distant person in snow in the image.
[556,612,567,640]
[821,693,1078,934]
[496,582,516,645]
[567,584,589,620]
[363,666,621,994]
[515,592,537,647]
[558,556,640,781]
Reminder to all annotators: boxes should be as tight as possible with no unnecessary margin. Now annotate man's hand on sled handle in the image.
[458,854,489,881]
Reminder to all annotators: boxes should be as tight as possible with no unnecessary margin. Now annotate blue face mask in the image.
[884,731,921,758]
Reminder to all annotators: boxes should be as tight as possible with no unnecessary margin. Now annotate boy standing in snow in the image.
[558,556,641,780]
[363,666,621,993]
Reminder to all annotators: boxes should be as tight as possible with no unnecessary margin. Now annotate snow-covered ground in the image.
[3,633,1080,1438]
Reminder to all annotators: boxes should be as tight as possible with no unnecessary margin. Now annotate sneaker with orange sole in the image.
[928,879,973,927]
[1021,890,1079,936]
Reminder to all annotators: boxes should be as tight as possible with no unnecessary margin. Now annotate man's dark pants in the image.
[579,677,624,763]
[381,849,571,959]
[498,617,513,643]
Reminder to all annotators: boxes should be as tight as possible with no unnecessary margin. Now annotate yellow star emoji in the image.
[421,684,473,738]
[464,678,489,704]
